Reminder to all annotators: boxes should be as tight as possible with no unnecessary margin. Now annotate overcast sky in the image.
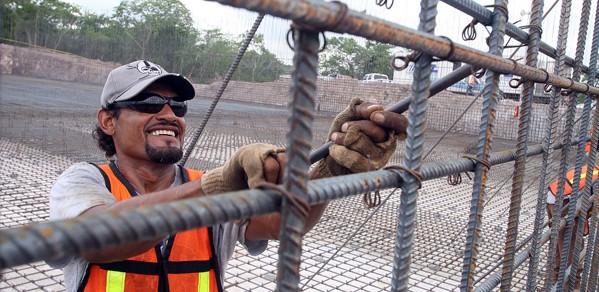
[66,0,593,65]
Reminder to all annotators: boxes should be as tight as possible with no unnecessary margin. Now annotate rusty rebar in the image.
[275,27,319,291]
[500,0,543,290]
[460,1,509,290]
[391,1,437,290]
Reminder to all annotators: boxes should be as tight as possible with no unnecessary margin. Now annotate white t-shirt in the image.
[48,162,268,292]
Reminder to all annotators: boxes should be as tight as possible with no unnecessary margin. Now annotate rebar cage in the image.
[1,0,599,291]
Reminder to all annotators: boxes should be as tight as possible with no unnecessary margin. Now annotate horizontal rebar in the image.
[0,137,584,270]
[208,0,599,95]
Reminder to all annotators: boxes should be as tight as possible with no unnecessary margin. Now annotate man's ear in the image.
[97,109,116,136]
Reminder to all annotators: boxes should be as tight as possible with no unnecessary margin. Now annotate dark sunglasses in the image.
[107,93,188,117]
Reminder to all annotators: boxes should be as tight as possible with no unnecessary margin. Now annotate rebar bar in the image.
[275,27,318,291]
[208,0,599,96]
[460,1,508,290]
[391,1,437,291]
[538,1,576,290]
[579,3,599,290]
[179,13,265,167]
[499,0,543,290]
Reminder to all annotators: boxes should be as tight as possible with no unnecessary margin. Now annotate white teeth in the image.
[150,130,176,137]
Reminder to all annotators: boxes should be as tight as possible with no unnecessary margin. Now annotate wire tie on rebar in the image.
[255,182,311,220]
[539,68,550,84]
[471,67,486,79]
[560,77,575,96]
[462,18,479,41]
[520,24,543,39]
[582,83,591,94]
[447,173,462,186]
[383,164,424,189]
[375,0,394,9]
[509,77,525,89]
[391,51,422,71]
[484,3,509,22]
[286,1,348,53]
[462,154,492,170]
[544,83,553,93]
[432,36,456,61]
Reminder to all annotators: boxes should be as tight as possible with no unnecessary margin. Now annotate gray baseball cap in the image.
[101,60,195,108]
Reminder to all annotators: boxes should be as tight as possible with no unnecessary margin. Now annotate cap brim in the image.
[113,73,196,103]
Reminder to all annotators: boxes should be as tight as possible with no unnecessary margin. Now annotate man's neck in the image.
[115,158,177,194]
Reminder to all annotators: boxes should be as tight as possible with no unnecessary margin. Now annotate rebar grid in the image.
[208,0,599,96]
[179,13,265,167]
[391,1,437,291]
[1,0,597,290]
[276,28,318,291]
[552,0,595,290]
[440,0,589,75]
[499,0,543,290]
[460,1,509,290]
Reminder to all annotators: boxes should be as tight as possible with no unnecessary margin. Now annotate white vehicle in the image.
[360,73,390,83]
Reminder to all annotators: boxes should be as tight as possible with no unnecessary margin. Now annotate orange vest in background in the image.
[79,163,222,292]
[548,165,599,197]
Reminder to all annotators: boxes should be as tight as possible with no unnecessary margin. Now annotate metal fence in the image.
[1,0,599,291]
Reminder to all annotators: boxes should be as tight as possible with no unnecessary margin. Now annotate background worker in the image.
[48,60,408,291]
[546,140,596,290]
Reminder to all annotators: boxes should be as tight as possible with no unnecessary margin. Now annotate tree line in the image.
[2,0,395,83]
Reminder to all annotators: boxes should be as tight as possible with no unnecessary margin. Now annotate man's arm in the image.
[80,178,205,263]
[244,99,408,241]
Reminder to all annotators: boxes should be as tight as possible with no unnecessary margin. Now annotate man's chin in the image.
[145,144,183,164]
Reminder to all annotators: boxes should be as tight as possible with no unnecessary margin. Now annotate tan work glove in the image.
[315,97,403,177]
[201,143,284,195]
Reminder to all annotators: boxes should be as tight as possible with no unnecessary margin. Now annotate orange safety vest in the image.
[78,163,222,292]
[548,165,599,197]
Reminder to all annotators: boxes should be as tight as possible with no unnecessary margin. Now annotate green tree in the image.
[2,0,81,48]
[112,0,198,71]
[319,37,394,79]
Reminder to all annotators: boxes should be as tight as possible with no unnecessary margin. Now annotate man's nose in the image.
[156,104,178,120]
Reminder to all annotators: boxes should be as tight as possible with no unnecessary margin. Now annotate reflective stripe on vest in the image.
[106,271,125,292]
[548,165,599,197]
[79,163,222,292]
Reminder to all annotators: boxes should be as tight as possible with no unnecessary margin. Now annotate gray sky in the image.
[66,0,592,65]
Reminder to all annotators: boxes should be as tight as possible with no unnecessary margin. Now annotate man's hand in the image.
[316,97,408,177]
[201,143,285,195]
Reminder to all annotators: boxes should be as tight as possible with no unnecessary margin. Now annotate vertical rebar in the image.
[460,1,509,290]
[275,27,318,291]
[499,1,543,290]
[540,1,574,290]
[391,0,438,291]
[179,14,265,167]
[554,1,594,290]
[579,2,599,290]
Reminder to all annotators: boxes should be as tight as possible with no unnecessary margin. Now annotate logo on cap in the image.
[137,60,162,75]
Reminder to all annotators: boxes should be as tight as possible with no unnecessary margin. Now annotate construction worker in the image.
[48,60,408,291]
[546,147,596,290]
